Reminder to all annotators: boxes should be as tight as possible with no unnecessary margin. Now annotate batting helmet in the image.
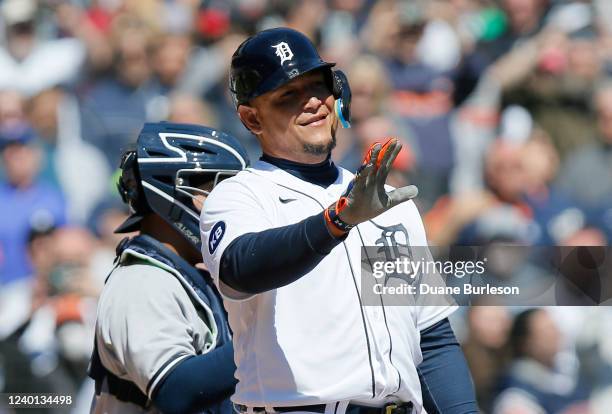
[115,122,249,252]
[229,27,352,128]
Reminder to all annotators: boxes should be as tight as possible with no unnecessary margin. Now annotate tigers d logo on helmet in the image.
[272,42,294,64]
[229,27,335,106]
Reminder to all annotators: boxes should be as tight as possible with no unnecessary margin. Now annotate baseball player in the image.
[89,122,248,414]
[201,28,478,414]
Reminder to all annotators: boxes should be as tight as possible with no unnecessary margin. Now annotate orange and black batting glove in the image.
[324,138,397,235]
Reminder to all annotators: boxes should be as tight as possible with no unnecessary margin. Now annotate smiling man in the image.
[201,28,478,414]
[238,70,337,160]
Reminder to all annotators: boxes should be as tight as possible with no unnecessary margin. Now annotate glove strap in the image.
[324,197,354,234]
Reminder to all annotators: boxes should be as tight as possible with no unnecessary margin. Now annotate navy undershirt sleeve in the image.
[418,318,479,414]
[219,211,346,294]
[152,342,237,414]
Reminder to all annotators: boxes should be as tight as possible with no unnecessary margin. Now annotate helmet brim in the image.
[247,61,335,104]
[114,212,145,234]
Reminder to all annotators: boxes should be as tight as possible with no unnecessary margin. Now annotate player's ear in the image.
[238,105,262,135]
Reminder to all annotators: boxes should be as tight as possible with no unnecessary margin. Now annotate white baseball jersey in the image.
[200,160,456,412]
[91,253,217,414]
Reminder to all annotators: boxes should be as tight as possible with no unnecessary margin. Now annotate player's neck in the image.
[139,215,201,265]
[261,152,338,187]
[261,152,331,167]
[262,151,329,164]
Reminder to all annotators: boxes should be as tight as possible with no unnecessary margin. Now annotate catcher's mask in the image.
[115,122,249,252]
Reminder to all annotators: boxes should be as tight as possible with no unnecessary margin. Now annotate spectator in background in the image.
[28,88,111,223]
[0,0,85,97]
[319,0,370,65]
[425,139,533,246]
[150,33,192,96]
[427,123,605,247]
[0,89,26,130]
[179,30,244,100]
[275,0,328,44]
[166,92,217,126]
[26,89,64,188]
[379,1,457,208]
[462,306,512,412]
[333,54,414,173]
[0,224,100,413]
[571,307,612,412]
[502,28,603,159]
[520,127,591,245]
[51,0,115,76]
[0,123,66,285]
[194,32,261,159]
[493,308,589,414]
[557,82,612,209]
[0,224,60,411]
[472,0,549,71]
[0,219,54,342]
[504,0,549,41]
[79,14,157,168]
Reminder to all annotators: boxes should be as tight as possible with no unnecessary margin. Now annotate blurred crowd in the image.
[0,0,611,413]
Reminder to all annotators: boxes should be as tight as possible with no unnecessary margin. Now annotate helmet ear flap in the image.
[331,70,342,98]
[332,70,352,128]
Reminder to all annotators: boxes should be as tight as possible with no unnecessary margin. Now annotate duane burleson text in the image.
[373,283,520,296]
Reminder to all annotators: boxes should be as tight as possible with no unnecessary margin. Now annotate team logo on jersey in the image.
[208,221,226,254]
[272,42,294,65]
[372,222,417,285]
[373,223,411,259]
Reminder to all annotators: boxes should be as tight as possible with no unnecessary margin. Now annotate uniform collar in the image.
[249,159,351,198]
[260,153,339,188]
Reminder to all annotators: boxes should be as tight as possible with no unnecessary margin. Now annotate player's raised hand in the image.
[324,138,418,233]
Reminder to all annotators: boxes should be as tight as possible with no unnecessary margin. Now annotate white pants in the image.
[237,401,351,414]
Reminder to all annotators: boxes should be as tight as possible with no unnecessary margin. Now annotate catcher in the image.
[89,122,248,414]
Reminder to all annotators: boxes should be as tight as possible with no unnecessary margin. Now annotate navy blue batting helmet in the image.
[115,122,249,252]
[230,27,351,128]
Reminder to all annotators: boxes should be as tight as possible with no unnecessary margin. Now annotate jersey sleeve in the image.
[200,175,274,300]
[403,200,458,331]
[95,264,207,399]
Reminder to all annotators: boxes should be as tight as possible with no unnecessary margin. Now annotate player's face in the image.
[175,173,214,214]
[244,70,337,162]
[192,194,207,213]
[187,173,235,213]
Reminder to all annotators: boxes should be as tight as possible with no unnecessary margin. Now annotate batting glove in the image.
[325,138,418,234]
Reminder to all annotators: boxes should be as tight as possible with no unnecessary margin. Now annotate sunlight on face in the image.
[192,194,206,213]
[189,179,215,213]
[185,172,237,214]
[250,70,337,161]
